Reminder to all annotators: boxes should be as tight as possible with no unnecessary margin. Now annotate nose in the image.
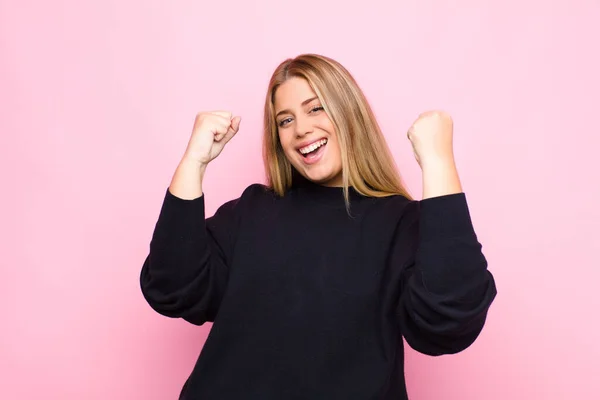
[294,115,314,137]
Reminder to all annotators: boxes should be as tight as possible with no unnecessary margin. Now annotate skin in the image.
[274,77,343,187]
[407,110,463,199]
[169,82,463,202]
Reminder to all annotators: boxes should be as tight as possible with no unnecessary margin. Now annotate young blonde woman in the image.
[140,54,497,399]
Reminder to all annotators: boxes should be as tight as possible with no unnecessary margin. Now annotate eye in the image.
[278,117,292,127]
[277,106,324,127]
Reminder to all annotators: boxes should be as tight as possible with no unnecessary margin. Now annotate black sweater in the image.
[140,180,497,399]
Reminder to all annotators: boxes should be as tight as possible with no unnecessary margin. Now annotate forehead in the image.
[274,77,317,110]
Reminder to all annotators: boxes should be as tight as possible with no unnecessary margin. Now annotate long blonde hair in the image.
[263,54,414,206]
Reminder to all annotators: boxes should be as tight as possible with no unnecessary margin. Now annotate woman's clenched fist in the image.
[183,111,242,166]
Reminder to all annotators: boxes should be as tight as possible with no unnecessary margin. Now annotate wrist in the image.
[420,155,456,172]
[180,155,208,173]
[169,157,207,200]
[421,157,463,199]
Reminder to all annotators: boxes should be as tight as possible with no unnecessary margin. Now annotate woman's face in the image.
[274,77,343,187]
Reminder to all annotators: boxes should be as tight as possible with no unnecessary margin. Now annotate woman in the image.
[140,54,497,399]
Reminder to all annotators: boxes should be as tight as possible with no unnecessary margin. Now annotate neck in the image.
[291,174,364,204]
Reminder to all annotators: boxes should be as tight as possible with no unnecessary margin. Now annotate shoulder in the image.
[367,193,419,217]
[219,183,276,213]
[240,183,273,196]
[238,183,277,203]
[208,183,274,222]
[354,194,422,236]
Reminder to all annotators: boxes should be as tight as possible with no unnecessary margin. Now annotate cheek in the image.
[321,116,335,132]
[330,136,342,164]
[277,133,289,151]
[278,135,297,159]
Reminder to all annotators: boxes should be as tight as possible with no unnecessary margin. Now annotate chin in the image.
[289,154,342,186]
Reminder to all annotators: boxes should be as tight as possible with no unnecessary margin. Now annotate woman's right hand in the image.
[183,111,242,166]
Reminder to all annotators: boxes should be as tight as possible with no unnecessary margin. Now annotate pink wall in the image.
[2,0,599,398]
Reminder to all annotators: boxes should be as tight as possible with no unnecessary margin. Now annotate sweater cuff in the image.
[418,192,476,242]
[153,188,206,242]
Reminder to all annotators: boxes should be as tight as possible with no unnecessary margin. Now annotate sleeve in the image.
[139,187,245,326]
[395,192,497,356]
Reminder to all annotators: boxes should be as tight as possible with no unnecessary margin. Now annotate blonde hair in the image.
[262,54,414,207]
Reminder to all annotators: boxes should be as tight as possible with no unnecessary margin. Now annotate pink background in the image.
[2,0,599,399]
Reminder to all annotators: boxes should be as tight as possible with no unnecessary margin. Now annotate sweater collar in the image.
[290,175,364,205]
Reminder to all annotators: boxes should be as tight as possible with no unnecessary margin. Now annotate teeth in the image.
[299,139,327,155]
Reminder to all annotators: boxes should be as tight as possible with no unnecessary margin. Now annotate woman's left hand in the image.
[407,110,455,169]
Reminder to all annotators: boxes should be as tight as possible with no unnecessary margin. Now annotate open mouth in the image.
[298,138,327,159]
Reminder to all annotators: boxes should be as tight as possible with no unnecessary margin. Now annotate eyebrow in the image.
[275,96,319,119]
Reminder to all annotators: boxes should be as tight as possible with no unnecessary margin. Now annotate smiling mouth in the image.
[298,138,327,157]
